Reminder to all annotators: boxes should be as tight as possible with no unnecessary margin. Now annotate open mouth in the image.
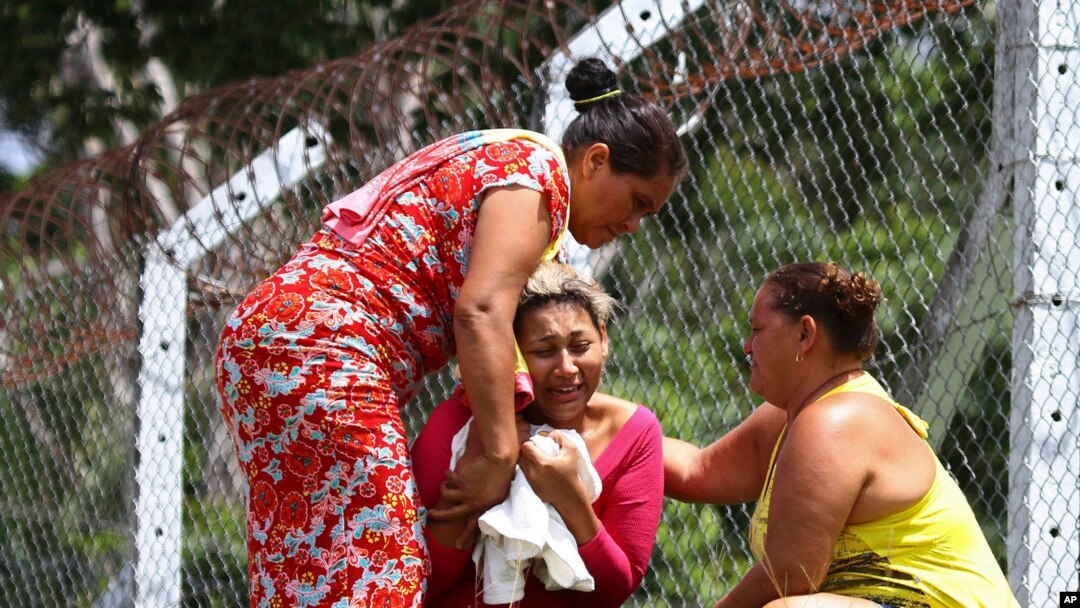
[548,385,582,399]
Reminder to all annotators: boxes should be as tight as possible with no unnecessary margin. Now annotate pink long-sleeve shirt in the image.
[410,397,664,607]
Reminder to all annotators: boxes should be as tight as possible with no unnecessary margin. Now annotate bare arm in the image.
[431,186,551,519]
[714,399,872,606]
[663,403,786,504]
[413,400,534,598]
[713,562,788,608]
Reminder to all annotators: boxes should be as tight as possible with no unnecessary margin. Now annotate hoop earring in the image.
[795,351,805,363]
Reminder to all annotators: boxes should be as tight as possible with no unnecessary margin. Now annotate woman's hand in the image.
[518,429,604,544]
[428,451,515,549]
[518,431,585,508]
[433,413,533,513]
[429,452,515,517]
[427,414,535,549]
[518,431,601,545]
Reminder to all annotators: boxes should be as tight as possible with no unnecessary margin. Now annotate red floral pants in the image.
[217,237,429,607]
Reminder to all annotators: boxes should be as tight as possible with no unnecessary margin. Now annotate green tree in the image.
[0,0,456,173]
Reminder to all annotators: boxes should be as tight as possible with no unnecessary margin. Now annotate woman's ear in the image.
[599,325,609,358]
[799,314,818,349]
[582,143,610,177]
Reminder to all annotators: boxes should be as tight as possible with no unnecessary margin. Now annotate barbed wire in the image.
[1,0,974,290]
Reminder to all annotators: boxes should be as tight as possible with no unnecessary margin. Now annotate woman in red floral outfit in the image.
[215,58,687,607]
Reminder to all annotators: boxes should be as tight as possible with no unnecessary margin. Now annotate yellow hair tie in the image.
[574,89,622,106]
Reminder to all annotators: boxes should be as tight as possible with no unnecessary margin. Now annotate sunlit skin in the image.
[567,143,680,249]
[518,303,608,430]
[743,284,805,410]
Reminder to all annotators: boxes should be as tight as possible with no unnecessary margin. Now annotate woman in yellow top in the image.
[664,261,1018,608]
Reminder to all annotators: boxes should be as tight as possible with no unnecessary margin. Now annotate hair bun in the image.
[565,58,619,110]
[833,267,882,322]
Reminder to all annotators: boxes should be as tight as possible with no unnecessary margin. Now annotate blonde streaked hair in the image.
[514,260,620,333]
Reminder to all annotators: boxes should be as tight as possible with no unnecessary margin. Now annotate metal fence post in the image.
[1003,0,1080,601]
[134,252,187,608]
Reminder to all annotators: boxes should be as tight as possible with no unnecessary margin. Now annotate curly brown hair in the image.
[764,261,884,360]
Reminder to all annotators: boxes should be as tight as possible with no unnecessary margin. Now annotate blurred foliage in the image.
[0,165,14,192]
[938,334,1012,571]
[0,358,133,606]
[0,0,458,172]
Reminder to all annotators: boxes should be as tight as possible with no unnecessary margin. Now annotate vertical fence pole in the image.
[135,253,187,608]
[134,125,327,607]
[1004,0,1080,602]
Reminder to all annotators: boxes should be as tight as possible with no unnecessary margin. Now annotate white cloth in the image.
[449,419,602,604]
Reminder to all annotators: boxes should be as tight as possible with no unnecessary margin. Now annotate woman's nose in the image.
[622,216,641,234]
[554,351,578,374]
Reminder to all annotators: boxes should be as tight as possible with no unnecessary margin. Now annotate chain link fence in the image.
[1,0,1077,606]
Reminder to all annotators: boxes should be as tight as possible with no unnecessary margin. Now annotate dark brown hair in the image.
[560,58,688,180]
[764,261,883,360]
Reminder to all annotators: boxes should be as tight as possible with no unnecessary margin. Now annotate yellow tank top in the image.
[748,373,1019,608]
